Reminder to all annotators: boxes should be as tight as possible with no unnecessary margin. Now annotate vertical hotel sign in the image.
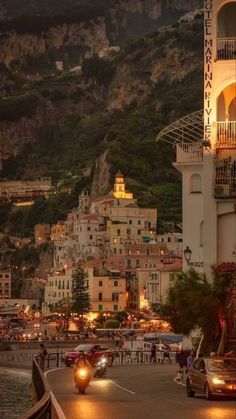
[204,0,213,146]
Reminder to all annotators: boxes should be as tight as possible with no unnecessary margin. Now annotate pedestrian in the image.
[151,343,157,363]
[38,343,47,371]
[163,343,171,364]
[186,350,195,372]
[175,349,189,381]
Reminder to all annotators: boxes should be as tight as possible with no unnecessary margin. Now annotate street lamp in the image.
[183,246,192,266]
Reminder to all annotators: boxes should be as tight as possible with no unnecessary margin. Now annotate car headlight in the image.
[212,377,225,385]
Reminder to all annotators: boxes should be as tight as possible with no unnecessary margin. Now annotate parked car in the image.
[186,357,236,400]
[63,344,114,367]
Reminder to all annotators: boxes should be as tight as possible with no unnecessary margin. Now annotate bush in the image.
[82,56,115,86]
[0,94,39,121]
[104,319,120,329]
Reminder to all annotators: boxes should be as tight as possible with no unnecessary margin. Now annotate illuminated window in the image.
[113,238,117,244]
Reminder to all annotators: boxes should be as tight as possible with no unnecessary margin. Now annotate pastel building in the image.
[124,243,181,309]
[35,224,51,244]
[0,271,11,299]
[82,260,126,313]
[43,262,126,314]
[145,261,183,306]
[156,232,183,255]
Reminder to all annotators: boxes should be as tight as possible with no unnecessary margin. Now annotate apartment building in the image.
[0,271,11,299]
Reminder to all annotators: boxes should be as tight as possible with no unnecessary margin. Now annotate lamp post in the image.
[183,246,192,266]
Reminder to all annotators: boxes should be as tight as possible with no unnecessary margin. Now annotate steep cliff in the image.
[0,1,203,190]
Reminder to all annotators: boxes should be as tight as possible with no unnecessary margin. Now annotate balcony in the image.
[214,149,236,198]
[217,121,236,148]
[217,38,236,60]
[176,142,203,164]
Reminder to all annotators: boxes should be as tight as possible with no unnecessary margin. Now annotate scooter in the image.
[74,365,91,394]
[94,356,108,378]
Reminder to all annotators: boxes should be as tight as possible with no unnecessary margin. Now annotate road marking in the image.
[45,367,65,377]
[45,368,67,419]
[173,377,186,387]
[110,380,136,394]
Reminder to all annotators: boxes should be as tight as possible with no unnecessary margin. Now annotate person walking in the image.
[151,343,157,363]
[163,343,171,364]
[38,343,47,371]
[186,350,195,372]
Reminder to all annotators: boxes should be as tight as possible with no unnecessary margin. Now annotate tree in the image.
[71,267,91,316]
[56,297,73,316]
[157,269,232,354]
[55,297,73,332]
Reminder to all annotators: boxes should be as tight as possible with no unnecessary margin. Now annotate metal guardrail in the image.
[20,355,62,419]
[113,350,176,365]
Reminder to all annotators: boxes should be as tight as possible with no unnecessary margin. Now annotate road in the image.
[46,364,236,419]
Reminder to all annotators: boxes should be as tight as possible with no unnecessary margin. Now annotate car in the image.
[63,344,114,367]
[186,357,236,400]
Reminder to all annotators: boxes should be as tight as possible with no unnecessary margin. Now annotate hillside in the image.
[0,1,204,235]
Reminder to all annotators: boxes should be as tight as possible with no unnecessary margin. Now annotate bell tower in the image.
[113,171,133,200]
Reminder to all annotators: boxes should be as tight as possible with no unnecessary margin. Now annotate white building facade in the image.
[174,0,236,276]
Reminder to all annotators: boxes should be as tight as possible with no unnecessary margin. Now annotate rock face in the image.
[0,19,109,68]
[90,150,111,199]
[0,0,203,178]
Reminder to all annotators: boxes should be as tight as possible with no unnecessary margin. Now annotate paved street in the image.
[46,364,236,419]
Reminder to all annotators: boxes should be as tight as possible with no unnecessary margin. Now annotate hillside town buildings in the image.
[43,172,182,314]
[0,178,52,201]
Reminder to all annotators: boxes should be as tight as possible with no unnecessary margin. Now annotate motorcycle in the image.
[74,365,91,394]
[94,356,108,378]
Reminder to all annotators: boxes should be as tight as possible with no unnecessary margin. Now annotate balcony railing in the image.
[217,121,236,147]
[217,38,236,60]
[214,149,236,198]
[176,142,203,163]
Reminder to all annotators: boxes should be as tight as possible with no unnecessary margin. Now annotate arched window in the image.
[190,174,202,193]
[217,2,236,39]
[217,3,236,60]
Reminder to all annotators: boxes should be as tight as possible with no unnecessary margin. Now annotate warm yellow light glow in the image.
[86,312,99,322]
[139,294,149,310]
[14,201,34,207]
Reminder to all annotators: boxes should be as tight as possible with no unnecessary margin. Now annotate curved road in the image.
[46,364,236,419]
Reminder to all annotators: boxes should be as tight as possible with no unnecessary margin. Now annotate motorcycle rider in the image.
[73,351,92,382]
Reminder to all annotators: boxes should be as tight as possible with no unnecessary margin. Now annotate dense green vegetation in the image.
[158,268,235,354]
[0,93,39,121]
[0,176,89,237]
[0,15,204,233]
